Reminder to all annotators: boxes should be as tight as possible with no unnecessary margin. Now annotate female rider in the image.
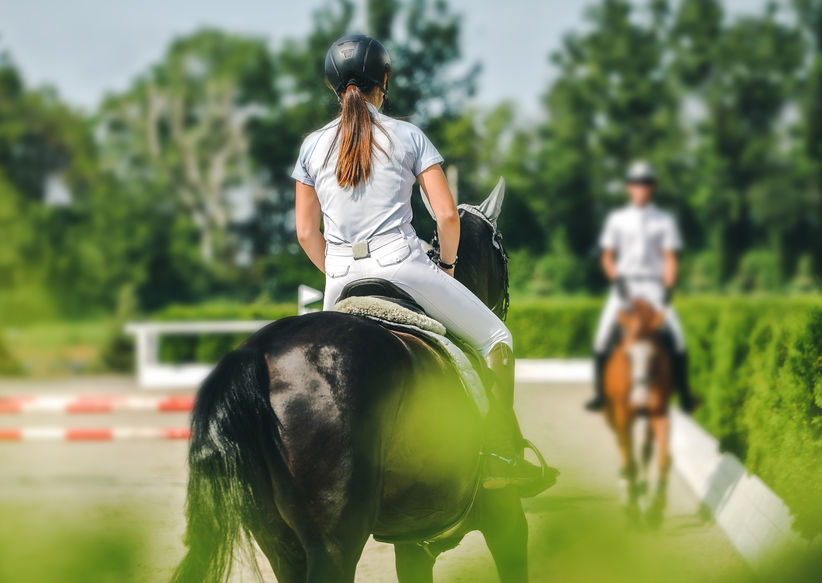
[292,34,545,492]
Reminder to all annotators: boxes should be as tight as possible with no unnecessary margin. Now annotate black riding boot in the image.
[482,344,558,496]
[585,352,608,412]
[673,351,699,413]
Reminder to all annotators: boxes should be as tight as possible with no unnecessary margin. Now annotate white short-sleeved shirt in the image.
[599,203,682,278]
[291,102,444,244]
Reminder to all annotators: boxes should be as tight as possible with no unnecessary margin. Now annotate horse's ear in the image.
[477,177,506,223]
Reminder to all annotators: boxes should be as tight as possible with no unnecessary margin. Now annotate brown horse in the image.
[603,298,673,526]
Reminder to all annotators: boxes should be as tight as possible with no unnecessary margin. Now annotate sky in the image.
[0,0,768,116]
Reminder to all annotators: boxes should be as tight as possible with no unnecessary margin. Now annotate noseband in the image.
[429,204,510,321]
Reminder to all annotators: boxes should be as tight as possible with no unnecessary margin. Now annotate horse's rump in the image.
[259,313,483,542]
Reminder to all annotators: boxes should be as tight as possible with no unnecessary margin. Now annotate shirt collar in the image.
[366,101,380,115]
[628,202,656,214]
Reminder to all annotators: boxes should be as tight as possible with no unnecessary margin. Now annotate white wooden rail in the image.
[124,321,271,389]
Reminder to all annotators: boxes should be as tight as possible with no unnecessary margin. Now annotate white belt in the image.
[621,275,663,283]
[325,223,416,259]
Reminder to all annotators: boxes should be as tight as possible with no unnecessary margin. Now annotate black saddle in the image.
[337,278,426,315]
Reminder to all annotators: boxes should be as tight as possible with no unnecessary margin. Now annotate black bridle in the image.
[428,204,510,321]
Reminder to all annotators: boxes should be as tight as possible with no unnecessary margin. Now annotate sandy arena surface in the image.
[0,379,753,582]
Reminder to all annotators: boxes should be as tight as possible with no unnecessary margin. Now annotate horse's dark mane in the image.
[429,205,510,321]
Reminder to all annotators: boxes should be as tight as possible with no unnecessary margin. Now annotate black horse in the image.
[171,180,538,583]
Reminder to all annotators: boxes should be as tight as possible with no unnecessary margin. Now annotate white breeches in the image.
[593,280,686,353]
[322,225,512,357]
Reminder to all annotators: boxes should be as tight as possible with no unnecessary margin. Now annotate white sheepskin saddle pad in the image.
[333,296,446,335]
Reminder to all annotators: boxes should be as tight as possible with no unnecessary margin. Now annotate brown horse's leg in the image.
[395,542,436,583]
[646,414,671,527]
[480,490,529,583]
[613,404,639,515]
[641,420,653,470]
[613,406,636,478]
[651,414,671,478]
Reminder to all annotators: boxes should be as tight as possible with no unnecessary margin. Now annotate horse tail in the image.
[170,346,281,583]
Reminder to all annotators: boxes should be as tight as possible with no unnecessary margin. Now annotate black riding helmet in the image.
[324,34,391,96]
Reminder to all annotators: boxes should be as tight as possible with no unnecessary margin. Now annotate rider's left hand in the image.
[663,286,674,306]
[439,265,455,277]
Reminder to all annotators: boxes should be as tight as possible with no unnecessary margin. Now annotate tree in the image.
[792,0,822,275]
[678,2,805,280]
[526,0,685,290]
[0,50,95,204]
[0,49,110,317]
[96,30,277,266]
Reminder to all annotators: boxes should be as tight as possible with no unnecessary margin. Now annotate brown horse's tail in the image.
[170,346,284,583]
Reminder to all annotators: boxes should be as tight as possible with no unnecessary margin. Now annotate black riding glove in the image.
[614,277,629,301]
[663,286,674,306]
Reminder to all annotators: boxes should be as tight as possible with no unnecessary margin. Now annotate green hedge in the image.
[144,295,822,536]
[507,297,600,357]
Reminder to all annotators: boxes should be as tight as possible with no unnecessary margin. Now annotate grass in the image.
[2,318,112,377]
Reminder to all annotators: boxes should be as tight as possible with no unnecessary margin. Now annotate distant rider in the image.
[586,161,698,413]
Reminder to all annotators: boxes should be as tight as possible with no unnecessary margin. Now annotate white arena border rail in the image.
[670,408,821,571]
[125,321,271,389]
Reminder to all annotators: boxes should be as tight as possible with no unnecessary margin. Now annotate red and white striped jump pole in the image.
[0,427,191,441]
[0,395,194,414]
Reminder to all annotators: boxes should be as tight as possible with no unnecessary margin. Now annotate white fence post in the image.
[298,285,323,315]
[124,321,271,389]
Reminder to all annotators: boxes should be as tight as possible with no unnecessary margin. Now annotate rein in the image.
[428,204,510,321]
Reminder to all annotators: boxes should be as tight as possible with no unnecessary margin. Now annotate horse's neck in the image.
[455,257,493,310]
[454,218,505,314]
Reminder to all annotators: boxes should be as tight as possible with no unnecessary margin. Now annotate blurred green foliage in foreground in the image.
[0,506,147,583]
[0,496,819,582]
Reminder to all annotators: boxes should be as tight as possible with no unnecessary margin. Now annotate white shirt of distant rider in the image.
[598,204,682,279]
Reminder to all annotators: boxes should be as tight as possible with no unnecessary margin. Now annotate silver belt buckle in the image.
[352,240,370,260]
